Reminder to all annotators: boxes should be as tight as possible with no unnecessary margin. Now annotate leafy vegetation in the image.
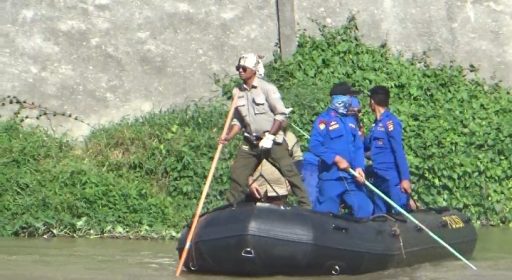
[265,17,512,225]
[1,17,510,239]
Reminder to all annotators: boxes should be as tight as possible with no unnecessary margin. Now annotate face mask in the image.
[330,95,351,115]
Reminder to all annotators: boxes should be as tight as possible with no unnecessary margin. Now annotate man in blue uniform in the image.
[308,82,374,218]
[364,86,412,214]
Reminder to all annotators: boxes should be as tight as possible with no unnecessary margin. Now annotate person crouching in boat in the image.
[308,82,374,218]
[364,86,416,214]
[248,129,303,206]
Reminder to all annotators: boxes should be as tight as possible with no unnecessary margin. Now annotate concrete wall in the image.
[296,0,512,82]
[1,0,510,138]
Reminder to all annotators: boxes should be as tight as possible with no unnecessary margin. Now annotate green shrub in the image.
[265,17,512,225]
[0,121,186,238]
[1,17,510,239]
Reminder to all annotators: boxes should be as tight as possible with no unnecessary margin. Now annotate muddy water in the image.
[0,227,510,280]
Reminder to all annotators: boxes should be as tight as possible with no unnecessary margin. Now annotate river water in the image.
[0,227,510,280]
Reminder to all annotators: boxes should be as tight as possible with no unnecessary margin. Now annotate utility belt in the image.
[243,132,285,146]
[243,133,263,146]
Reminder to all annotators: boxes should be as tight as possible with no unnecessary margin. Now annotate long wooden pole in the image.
[175,94,238,276]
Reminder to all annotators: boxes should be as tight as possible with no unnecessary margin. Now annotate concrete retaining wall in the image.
[1,0,510,138]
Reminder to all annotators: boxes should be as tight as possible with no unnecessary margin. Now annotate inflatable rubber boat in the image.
[176,203,477,276]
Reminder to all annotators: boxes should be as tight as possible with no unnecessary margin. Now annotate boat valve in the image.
[325,261,345,275]
[331,264,341,275]
[241,248,255,257]
[189,261,198,271]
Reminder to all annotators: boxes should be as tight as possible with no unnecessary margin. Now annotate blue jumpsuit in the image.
[301,151,319,205]
[308,108,374,218]
[364,110,411,213]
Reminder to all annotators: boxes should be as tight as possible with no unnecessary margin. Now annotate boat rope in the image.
[331,265,341,275]
[189,246,198,271]
[392,224,406,259]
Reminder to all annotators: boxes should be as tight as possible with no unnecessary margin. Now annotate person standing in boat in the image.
[364,85,414,213]
[218,53,311,208]
[248,129,303,206]
[308,82,374,218]
[301,95,362,207]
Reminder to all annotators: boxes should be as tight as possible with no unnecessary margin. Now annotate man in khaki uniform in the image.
[248,130,303,205]
[219,53,310,208]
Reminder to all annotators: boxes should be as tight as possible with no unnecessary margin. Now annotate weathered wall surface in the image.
[1,0,510,138]
[296,0,512,83]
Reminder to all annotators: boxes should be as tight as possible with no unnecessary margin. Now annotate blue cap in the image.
[351,96,361,109]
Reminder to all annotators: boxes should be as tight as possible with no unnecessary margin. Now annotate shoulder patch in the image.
[386,120,394,131]
[318,119,327,130]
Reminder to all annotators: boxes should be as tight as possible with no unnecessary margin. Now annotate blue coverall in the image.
[301,151,319,205]
[364,109,411,213]
[308,108,374,218]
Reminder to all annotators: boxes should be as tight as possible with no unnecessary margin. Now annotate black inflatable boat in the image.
[176,203,477,276]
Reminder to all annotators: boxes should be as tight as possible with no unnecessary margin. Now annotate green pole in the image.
[348,168,477,270]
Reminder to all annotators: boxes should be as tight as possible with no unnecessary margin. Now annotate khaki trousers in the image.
[226,141,311,208]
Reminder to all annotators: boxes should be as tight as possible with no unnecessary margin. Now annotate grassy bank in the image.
[1,17,511,239]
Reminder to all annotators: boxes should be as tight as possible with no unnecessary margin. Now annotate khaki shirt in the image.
[231,78,288,138]
[249,131,303,196]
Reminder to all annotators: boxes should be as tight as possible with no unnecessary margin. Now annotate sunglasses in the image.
[235,65,249,72]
